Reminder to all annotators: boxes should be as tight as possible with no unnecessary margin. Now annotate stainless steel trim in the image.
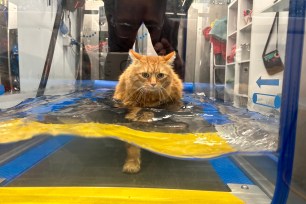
[228,183,271,204]
[231,155,275,199]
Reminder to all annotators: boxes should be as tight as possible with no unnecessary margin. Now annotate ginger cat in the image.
[113,50,183,173]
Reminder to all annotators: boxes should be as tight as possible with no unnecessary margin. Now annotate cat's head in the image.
[126,50,177,92]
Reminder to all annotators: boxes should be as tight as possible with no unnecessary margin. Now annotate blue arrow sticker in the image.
[256,77,279,88]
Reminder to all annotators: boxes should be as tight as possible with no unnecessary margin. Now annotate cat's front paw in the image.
[137,112,154,122]
[122,159,141,174]
[125,107,141,121]
[125,112,138,121]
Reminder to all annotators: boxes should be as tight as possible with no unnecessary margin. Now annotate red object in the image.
[74,0,85,9]
[202,27,211,41]
[210,36,226,60]
[63,0,85,12]
[243,9,253,17]
[227,44,236,63]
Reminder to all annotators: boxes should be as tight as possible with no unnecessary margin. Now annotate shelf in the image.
[238,60,250,64]
[228,31,237,39]
[226,0,256,106]
[225,84,234,90]
[225,78,235,84]
[261,0,289,13]
[226,81,235,85]
[239,22,252,32]
[237,93,248,98]
[227,62,235,66]
[229,0,238,9]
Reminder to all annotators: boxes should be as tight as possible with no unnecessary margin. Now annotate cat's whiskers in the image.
[162,81,174,101]
[135,87,145,105]
[161,87,174,104]
[124,86,143,102]
[134,87,144,104]
[143,89,148,107]
[158,89,163,105]
[159,88,167,103]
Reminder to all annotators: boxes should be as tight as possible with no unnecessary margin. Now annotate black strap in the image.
[263,12,279,56]
[276,12,279,50]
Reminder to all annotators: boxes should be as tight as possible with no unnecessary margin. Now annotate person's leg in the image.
[143,1,185,79]
[151,17,185,79]
[104,0,142,52]
[143,0,167,47]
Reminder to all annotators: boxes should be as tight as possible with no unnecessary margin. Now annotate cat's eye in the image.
[156,73,165,79]
[141,72,150,78]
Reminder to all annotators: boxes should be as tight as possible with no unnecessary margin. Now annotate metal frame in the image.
[272,0,306,203]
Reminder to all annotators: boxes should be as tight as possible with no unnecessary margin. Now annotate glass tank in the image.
[0,0,305,203]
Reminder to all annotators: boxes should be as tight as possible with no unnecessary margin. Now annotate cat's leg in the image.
[123,143,141,173]
[126,107,154,122]
[137,111,154,122]
[165,101,183,112]
[125,107,141,121]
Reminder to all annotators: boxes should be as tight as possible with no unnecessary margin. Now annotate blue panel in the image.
[4,90,98,120]
[29,98,81,115]
[0,136,73,185]
[210,157,253,185]
[93,80,195,93]
[272,1,306,204]
[0,84,4,95]
[183,82,194,93]
[201,103,231,125]
[94,80,118,89]
[183,94,231,125]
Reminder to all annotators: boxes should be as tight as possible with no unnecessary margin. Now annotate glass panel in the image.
[0,0,303,203]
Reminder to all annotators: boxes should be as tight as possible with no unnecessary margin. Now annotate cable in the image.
[36,0,64,97]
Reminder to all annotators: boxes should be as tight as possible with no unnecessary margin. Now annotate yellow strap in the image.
[0,119,236,158]
[0,187,245,204]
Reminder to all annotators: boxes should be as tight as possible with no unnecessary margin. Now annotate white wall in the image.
[185,4,198,82]
[8,1,17,29]
[248,0,288,114]
[12,0,78,94]
[185,3,226,83]
[83,0,103,80]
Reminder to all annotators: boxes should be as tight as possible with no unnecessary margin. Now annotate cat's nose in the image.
[151,83,156,87]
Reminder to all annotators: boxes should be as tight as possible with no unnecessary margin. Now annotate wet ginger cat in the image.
[113,50,183,173]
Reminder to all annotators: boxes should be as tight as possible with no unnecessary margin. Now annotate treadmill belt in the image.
[8,138,229,191]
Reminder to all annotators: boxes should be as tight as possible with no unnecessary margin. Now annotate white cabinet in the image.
[225,0,253,107]
[225,0,289,115]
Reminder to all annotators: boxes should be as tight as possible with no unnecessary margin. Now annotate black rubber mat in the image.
[8,138,229,191]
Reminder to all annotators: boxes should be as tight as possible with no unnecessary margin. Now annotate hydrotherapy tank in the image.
[0,0,305,203]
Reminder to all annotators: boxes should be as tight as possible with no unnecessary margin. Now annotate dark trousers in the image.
[103,0,185,79]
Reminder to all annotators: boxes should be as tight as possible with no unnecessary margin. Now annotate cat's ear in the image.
[129,49,142,61]
[164,51,176,64]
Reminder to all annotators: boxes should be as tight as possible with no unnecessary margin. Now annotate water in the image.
[0,87,279,157]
